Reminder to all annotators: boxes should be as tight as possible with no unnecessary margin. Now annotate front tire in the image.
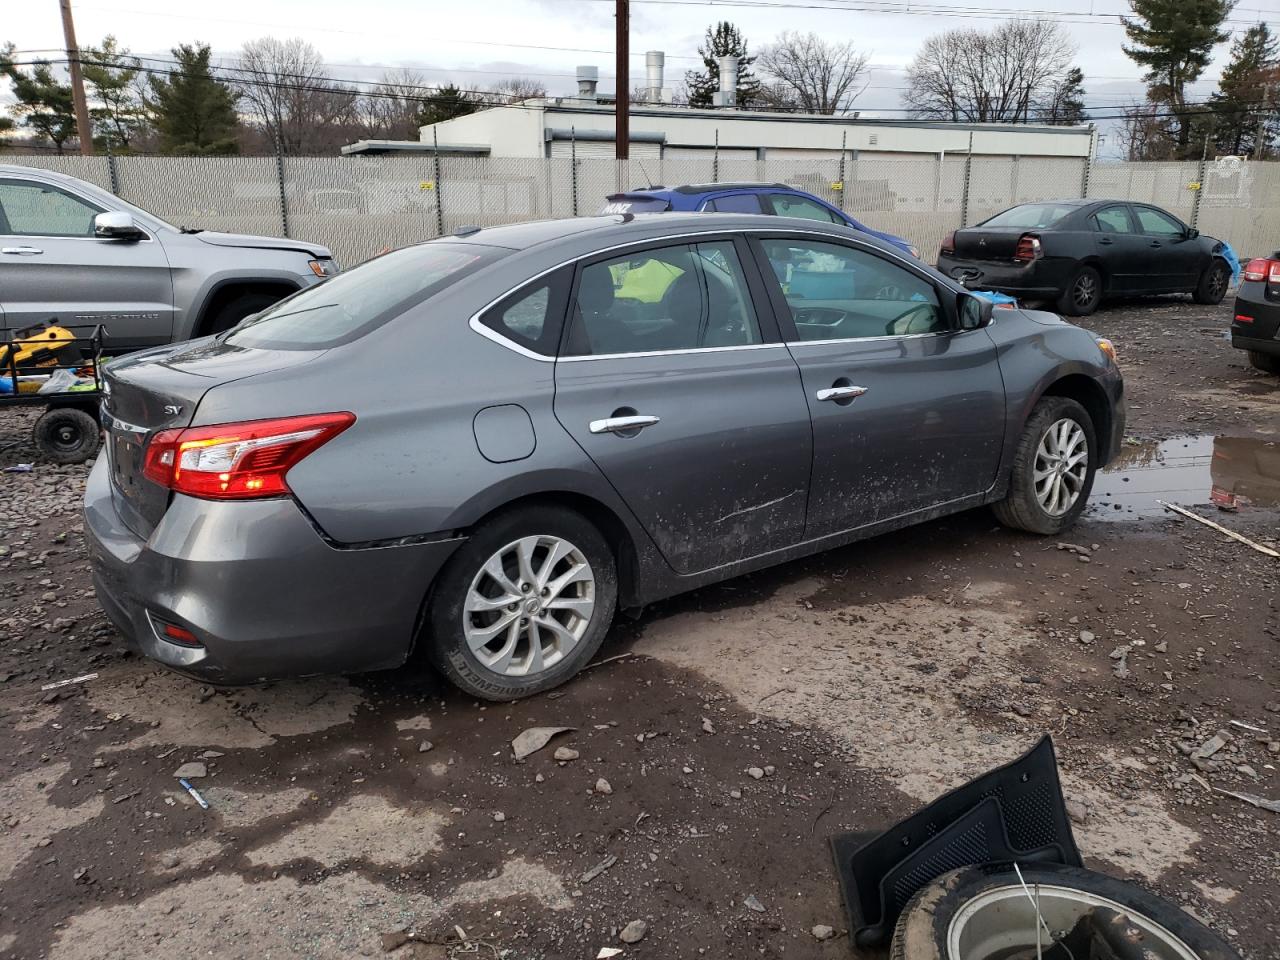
[1248,350,1280,374]
[425,505,618,701]
[993,396,1096,535]
[1193,258,1230,305]
[1056,265,1102,317]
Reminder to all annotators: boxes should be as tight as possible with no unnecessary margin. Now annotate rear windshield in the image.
[982,203,1077,229]
[226,242,504,350]
[598,196,672,215]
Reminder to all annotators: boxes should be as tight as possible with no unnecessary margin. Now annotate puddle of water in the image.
[1090,435,1280,520]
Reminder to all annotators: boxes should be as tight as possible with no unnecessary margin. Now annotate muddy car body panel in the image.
[84,213,1125,687]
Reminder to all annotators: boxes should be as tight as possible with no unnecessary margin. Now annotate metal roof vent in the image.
[712,56,738,108]
[577,66,599,100]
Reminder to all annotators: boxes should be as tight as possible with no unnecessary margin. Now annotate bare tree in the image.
[755,32,869,114]
[236,36,359,153]
[356,68,432,140]
[1118,101,1178,160]
[491,77,547,103]
[905,21,1076,123]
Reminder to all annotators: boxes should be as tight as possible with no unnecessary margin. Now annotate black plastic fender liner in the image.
[830,735,1083,949]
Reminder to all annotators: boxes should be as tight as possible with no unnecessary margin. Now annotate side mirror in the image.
[957,293,993,331]
[94,211,144,240]
[1185,227,1199,240]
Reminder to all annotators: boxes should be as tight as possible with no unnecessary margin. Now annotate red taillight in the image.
[142,412,355,500]
[1242,257,1280,283]
[1235,314,1255,324]
[940,231,955,256]
[1013,234,1042,263]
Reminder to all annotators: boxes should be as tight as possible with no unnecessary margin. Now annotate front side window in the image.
[768,194,840,223]
[564,241,762,356]
[1133,206,1185,237]
[0,179,103,237]
[759,238,945,340]
[1092,206,1134,234]
[227,241,504,350]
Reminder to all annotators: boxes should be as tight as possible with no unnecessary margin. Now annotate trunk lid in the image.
[951,227,1029,263]
[102,338,321,538]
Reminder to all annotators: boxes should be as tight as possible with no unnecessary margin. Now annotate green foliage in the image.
[81,35,148,151]
[1121,0,1234,154]
[416,84,483,127]
[0,42,78,153]
[1207,23,1279,157]
[146,43,241,155]
[684,22,761,108]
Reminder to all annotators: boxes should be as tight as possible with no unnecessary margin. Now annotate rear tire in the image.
[204,292,282,336]
[1193,258,1230,305]
[891,863,1239,960]
[33,407,100,464]
[1247,350,1280,374]
[425,505,617,701]
[1056,265,1102,317]
[993,396,1096,535]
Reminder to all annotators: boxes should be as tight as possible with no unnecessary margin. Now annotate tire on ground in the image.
[1193,258,1230,305]
[1248,350,1280,374]
[425,504,618,701]
[891,863,1240,960]
[33,407,101,464]
[205,291,283,336]
[1055,265,1102,317]
[992,395,1097,535]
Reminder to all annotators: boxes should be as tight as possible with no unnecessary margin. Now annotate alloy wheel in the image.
[1072,273,1097,308]
[463,535,595,677]
[1209,265,1227,300]
[1033,418,1089,517]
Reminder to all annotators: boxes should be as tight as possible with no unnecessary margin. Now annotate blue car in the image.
[599,183,920,259]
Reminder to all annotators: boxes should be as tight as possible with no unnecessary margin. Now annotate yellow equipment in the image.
[0,325,82,373]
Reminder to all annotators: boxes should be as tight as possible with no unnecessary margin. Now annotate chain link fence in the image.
[6,152,1278,266]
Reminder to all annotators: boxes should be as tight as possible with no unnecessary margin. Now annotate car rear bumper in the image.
[1231,288,1280,354]
[83,456,464,684]
[936,256,1072,298]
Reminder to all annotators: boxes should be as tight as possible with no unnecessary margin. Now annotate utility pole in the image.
[615,0,629,160]
[59,0,95,155]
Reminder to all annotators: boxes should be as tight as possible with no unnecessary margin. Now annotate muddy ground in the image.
[1,295,1278,960]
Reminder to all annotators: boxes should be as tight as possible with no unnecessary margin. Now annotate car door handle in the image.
[816,385,869,402]
[589,414,660,435]
[1098,237,1114,245]
[1149,240,1162,247]
[1,245,43,255]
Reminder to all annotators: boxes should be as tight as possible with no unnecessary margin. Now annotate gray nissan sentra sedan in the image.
[85,213,1124,700]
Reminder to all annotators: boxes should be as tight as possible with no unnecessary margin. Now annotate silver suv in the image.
[0,165,336,349]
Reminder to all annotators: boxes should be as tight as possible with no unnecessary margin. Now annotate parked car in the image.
[0,165,337,350]
[936,199,1232,317]
[1229,252,1280,373]
[599,183,921,259]
[85,213,1124,701]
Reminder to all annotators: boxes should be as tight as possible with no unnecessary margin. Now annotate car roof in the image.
[621,183,791,198]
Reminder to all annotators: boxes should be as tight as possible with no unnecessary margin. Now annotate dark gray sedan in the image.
[85,213,1125,700]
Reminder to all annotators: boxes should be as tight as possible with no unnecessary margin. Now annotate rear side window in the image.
[705,194,764,214]
[1092,206,1134,234]
[598,196,671,214]
[226,242,503,350]
[478,271,570,355]
[983,203,1076,229]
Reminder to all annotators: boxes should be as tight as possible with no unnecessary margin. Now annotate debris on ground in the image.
[619,920,648,943]
[510,726,575,760]
[1215,789,1280,814]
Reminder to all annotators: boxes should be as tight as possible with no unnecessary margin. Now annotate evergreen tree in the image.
[1037,67,1087,124]
[1207,23,1279,157]
[81,36,148,152]
[0,43,78,153]
[684,22,761,108]
[1121,0,1234,157]
[416,84,483,126]
[146,44,241,156]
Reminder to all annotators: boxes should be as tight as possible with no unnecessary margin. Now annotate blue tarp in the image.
[1218,241,1242,283]
[970,290,1020,306]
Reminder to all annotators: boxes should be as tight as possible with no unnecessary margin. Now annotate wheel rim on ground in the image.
[51,422,83,452]
[1073,273,1097,308]
[1209,265,1227,300]
[947,883,1199,960]
[463,535,595,677]
[1034,418,1089,516]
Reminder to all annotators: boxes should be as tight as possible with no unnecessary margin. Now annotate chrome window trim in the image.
[467,226,944,361]
[785,331,947,347]
[559,343,785,363]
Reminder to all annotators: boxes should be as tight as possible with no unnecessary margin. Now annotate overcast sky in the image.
[3,0,1276,157]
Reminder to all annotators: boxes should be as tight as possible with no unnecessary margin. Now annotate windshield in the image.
[226,242,505,350]
[598,196,672,215]
[982,203,1077,229]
